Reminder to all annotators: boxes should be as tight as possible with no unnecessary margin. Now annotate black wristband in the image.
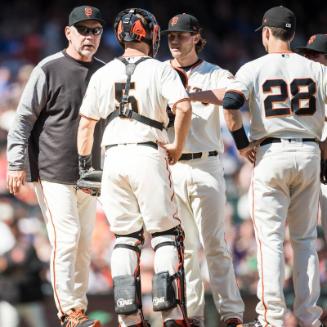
[78,154,92,172]
[231,126,250,150]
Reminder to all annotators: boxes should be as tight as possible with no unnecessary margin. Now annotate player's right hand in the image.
[238,141,259,164]
[160,142,182,165]
[7,170,27,195]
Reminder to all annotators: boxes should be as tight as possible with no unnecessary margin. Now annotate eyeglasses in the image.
[74,25,103,36]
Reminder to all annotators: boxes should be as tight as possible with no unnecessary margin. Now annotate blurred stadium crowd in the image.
[0,0,327,325]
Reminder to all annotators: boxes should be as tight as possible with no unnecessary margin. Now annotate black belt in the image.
[179,150,218,161]
[105,141,158,150]
[260,137,317,147]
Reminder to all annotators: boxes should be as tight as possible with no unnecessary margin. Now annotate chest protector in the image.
[107,57,165,131]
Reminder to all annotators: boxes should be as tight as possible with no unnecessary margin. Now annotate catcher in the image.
[77,7,192,327]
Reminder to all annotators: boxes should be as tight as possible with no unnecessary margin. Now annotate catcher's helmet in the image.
[114,8,160,57]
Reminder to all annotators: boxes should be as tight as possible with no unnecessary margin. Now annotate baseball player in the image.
[296,34,327,238]
[162,14,244,327]
[6,6,105,326]
[222,6,327,327]
[77,8,192,327]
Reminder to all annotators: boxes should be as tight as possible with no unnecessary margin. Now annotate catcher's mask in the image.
[114,8,160,57]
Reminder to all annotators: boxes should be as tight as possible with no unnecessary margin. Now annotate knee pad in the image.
[113,274,141,314]
[152,271,178,311]
[113,229,144,315]
[151,226,185,312]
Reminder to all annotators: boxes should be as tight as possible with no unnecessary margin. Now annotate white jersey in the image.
[80,56,189,146]
[227,52,327,140]
[167,60,233,153]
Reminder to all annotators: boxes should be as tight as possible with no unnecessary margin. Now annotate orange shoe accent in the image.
[62,309,101,327]
[225,318,243,327]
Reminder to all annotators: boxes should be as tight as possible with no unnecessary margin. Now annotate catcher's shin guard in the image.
[112,230,148,324]
[151,225,190,326]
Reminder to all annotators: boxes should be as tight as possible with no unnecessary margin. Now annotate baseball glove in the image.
[76,170,103,196]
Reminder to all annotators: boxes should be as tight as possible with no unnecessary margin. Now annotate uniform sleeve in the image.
[160,64,189,109]
[7,65,47,170]
[226,64,253,100]
[214,68,235,89]
[79,72,102,121]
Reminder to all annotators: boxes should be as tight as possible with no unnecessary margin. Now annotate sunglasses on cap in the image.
[74,25,103,36]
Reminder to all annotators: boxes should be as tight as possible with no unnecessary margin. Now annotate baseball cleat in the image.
[189,317,204,327]
[225,318,243,327]
[241,320,262,327]
[164,320,189,327]
[61,309,101,327]
[118,321,151,327]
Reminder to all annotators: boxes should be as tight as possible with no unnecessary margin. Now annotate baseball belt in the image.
[105,141,158,150]
[179,150,218,161]
[260,137,317,147]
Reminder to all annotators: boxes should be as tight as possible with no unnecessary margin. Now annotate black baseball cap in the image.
[255,6,296,33]
[296,34,327,54]
[161,13,200,34]
[68,5,105,26]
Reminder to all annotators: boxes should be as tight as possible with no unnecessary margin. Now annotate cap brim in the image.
[294,44,327,53]
[294,46,310,53]
[70,18,105,26]
[161,28,198,35]
[254,25,263,32]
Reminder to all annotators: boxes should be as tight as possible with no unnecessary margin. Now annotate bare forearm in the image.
[189,88,226,105]
[224,109,244,131]
[173,101,192,150]
[77,117,97,156]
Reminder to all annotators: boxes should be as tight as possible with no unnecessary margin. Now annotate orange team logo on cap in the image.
[308,35,317,45]
[170,16,179,26]
[84,7,93,17]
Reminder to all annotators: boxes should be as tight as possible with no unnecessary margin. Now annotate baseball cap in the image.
[161,13,200,34]
[296,34,327,54]
[68,5,105,26]
[255,6,296,33]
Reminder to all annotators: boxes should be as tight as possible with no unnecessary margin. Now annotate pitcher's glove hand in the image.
[76,170,102,197]
[321,159,327,185]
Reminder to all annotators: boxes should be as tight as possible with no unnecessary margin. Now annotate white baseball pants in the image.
[250,141,322,327]
[170,155,244,322]
[34,181,96,318]
[100,144,184,326]
[320,184,327,238]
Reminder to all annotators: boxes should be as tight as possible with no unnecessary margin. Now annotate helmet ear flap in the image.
[117,21,123,41]
[152,24,160,57]
[152,24,160,46]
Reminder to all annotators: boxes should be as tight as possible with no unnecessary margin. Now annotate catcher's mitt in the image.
[76,170,102,196]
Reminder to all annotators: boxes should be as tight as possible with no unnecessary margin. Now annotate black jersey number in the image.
[115,82,139,113]
[263,78,316,117]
